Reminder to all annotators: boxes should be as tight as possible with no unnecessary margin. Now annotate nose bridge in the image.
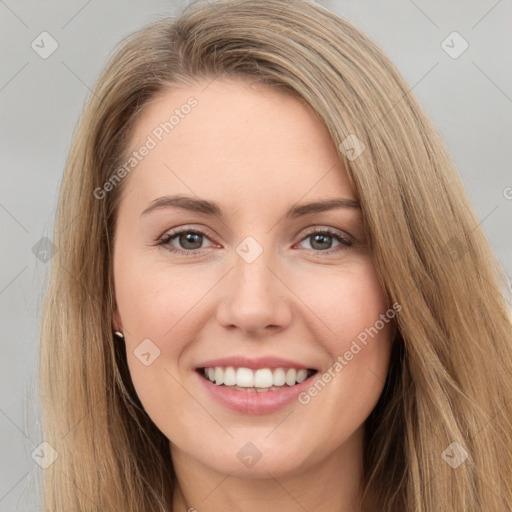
[216,234,292,334]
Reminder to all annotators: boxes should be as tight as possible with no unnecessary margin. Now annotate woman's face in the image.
[112,78,394,478]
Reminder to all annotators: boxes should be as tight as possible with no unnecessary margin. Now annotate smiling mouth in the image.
[196,366,318,392]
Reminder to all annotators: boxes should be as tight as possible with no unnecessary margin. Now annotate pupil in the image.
[181,232,202,249]
[311,233,331,250]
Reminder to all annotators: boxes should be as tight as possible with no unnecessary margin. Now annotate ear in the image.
[113,307,123,333]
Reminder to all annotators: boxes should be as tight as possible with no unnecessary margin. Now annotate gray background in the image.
[1,0,511,509]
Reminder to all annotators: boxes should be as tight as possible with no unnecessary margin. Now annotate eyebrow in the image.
[140,194,360,219]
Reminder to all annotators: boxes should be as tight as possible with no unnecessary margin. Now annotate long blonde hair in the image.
[39,0,512,510]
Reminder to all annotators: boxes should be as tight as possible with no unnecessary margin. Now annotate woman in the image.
[39,0,512,510]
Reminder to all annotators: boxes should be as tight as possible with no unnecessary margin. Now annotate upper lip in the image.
[195,355,317,371]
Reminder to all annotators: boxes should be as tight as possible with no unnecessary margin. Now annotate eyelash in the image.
[155,226,354,257]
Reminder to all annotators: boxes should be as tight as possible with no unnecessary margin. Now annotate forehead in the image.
[121,78,355,214]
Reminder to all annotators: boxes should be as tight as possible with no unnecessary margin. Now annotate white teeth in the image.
[223,366,236,386]
[202,366,314,389]
[214,367,224,386]
[236,367,254,387]
[254,368,273,388]
[296,369,308,383]
[285,368,296,386]
[273,367,286,386]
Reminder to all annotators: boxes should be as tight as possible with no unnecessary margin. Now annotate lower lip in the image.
[195,370,318,415]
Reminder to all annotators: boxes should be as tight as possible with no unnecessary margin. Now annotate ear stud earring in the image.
[114,331,124,339]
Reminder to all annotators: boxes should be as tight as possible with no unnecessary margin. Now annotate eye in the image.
[156,227,215,255]
[296,227,353,255]
[155,226,354,257]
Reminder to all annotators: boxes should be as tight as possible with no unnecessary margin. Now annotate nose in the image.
[215,245,293,336]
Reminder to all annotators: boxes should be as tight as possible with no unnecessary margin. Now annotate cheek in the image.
[290,254,391,347]
[290,257,394,427]
[117,266,195,433]
[114,258,222,423]
[114,251,205,343]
